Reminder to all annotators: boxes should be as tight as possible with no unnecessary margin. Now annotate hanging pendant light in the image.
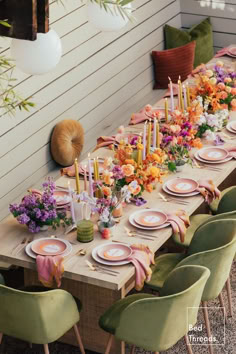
[87,1,132,32]
[10,29,62,75]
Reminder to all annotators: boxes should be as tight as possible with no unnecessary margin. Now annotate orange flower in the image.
[146,184,153,193]
[231,88,236,95]
[102,186,112,197]
[148,166,160,178]
[122,164,134,177]
[131,185,141,196]
[231,99,236,108]
[125,159,135,166]
[102,171,114,185]
[192,138,202,149]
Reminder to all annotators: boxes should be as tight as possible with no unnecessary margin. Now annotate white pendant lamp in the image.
[10,29,62,75]
[87,2,132,32]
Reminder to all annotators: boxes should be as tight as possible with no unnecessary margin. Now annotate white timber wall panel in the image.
[0,0,181,220]
[180,0,236,50]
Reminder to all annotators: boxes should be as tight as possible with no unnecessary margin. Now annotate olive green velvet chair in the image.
[0,274,4,285]
[172,187,236,248]
[209,186,235,214]
[99,265,210,354]
[0,286,85,354]
[146,219,236,354]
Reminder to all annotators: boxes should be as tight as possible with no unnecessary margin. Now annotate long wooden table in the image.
[0,57,235,353]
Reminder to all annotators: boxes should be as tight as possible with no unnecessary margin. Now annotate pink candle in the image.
[168,77,174,112]
[88,154,93,198]
[68,181,75,224]
[153,117,157,148]
[84,165,87,192]
[142,121,147,160]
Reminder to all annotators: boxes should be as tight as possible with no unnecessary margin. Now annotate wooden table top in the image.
[0,57,235,291]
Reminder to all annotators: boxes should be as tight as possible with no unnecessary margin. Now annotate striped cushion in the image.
[152,41,196,89]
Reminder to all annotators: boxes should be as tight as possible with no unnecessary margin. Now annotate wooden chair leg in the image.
[202,302,214,354]
[0,333,3,345]
[184,334,193,354]
[43,344,49,354]
[226,277,233,317]
[218,292,227,324]
[105,334,114,354]
[73,324,85,354]
[154,352,160,354]
[130,345,135,354]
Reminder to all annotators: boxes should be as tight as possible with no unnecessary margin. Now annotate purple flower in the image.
[17,213,30,225]
[214,134,225,146]
[112,165,124,180]
[131,197,147,206]
[180,130,188,137]
[130,136,138,146]
[163,136,173,144]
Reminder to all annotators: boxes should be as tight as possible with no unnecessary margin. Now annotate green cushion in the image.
[99,293,153,335]
[164,17,214,67]
[172,214,211,247]
[145,253,186,292]
[0,273,5,285]
[20,285,82,312]
[209,186,236,214]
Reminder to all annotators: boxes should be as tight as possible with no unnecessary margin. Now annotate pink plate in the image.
[97,244,132,261]
[134,210,167,227]
[166,178,199,194]
[53,191,70,206]
[228,47,236,56]
[198,147,229,161]
[31,238,67,256]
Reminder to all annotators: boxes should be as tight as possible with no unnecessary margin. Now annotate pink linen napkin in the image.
[36,255,64,288]
[164,83,179,97]
[129,105,162,125]
[127,244,154,291]
[61,165,85,177]
[214,47,236,58]
[166,210,190,244]
[197,179,221,205]
[226,147,236,159]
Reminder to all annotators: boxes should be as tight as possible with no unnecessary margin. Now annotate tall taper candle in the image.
[142,121,147,160]
[147,120,151,155]
[164,98,168,122]
[178,80,181,109]
[88,154,93,198]
[74,158,80,195]
[83,165,87,192]
[153,117,157,148]
[186,84,191,107]
[68,181,75,224]
[168,77,174,112]
[183,85,187,110]
[137,136,142,167]
[156,122,160,148]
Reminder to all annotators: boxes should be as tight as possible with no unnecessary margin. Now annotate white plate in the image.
[129,209,170,230]
[226,122,236,134]
[92,243,130,266]
[162,182,200,197]
[25,238,72,259]
[194,150,232,164]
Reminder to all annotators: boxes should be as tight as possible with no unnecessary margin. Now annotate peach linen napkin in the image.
[214,47,236,58]
[129,105,162,125]
[166,210,190,244]
[197,179,221,205]
[36,255,64,287]
[127,244,154,291]
[226,147,236,159]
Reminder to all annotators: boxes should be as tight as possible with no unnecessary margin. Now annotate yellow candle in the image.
[186,84,191,107]
[147,120,152,155]
[164,98,168,122]
[156,122,160,148]
[93,159,98,181]
[96,157,100,180]
[137,136,142,167]
[74,158,80,195]
[178,79,184,110]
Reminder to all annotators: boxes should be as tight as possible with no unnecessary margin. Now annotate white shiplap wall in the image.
[0,0,181,220]
[180,0,236,51]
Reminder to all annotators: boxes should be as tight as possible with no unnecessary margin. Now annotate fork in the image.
[158,193,188,205]
[85,260,118,276]
[124,227,156,241]
[193,160,222,171]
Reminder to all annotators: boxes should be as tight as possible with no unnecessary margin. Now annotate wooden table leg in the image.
[24,269,129,354]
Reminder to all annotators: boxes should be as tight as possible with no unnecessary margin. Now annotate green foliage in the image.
[196,123,214,138]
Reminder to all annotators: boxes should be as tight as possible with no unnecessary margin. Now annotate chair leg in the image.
[73,324,85,354]
[0,333,3,344]
[105,334,114,354]
[184,334,193,354]
[43,344,49,354]
[202,302,214,354]
[218,292,227,324]
[130,345,135,354]
[226,277,233,317]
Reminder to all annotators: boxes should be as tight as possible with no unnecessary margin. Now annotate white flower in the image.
[206,114,219,128]
[129,180,138,189]
[198,114,206,126]
[100,208,110,223]
[203,130,216,141]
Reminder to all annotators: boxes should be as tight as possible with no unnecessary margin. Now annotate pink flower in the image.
[217,83,225,90]
[224,77,232,83]
[145,104,152,112]
[225,86,232,93]
[231,98,236,108]
[231,88,236,95]
[220,91,228,100]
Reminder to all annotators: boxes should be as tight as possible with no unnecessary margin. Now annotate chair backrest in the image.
[0,286,79,344]
[195,210,236,234]
[217,186,236,214]
[0,273,4,285]
[115,265,210,352]
[178,219,236,300]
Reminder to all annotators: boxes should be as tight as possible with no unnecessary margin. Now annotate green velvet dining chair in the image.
[0,273,4,285]
[0,286,85,354]
[172,186,236,248]
[146,219,236,354]
[99,265,210,354]
[209,186,235,214]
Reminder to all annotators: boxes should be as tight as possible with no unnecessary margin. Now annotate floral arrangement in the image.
[191,61,236,112]
[195,108,229,140]
[9,179,72,233]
